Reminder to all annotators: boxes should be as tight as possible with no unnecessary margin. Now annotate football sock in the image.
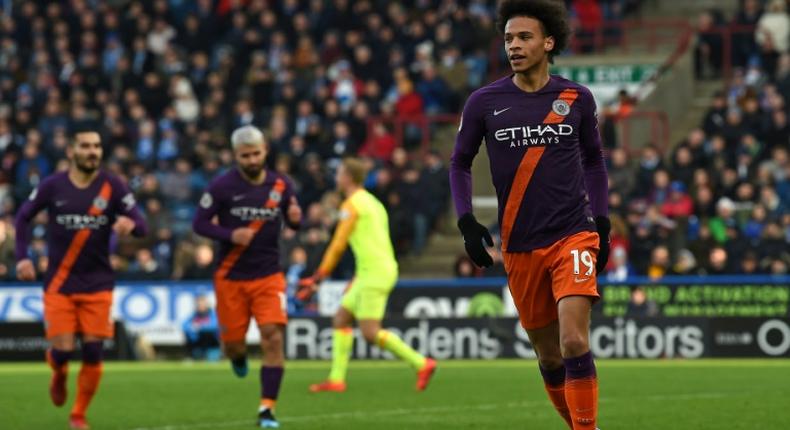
[564,351,598,430]
[539,363,573,428]
[47,348,71,373]
[260,366,284,411]
[376,329,426,370]
[328,328,353,382]
[71,342,104,419]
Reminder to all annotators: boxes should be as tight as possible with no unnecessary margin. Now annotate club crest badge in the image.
[199,192,213,209]
[269,190,282,203]
[552,99,571,116]
[93,196,108,211]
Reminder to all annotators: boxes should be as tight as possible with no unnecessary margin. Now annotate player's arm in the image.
[578,88,611,272]
[192,187,235,242]
[450,91,494,267]
[280,177,302,230]
[316,201,358,277]
[14,183,51,280]
[296,201,357,301]
[114,181,148,237]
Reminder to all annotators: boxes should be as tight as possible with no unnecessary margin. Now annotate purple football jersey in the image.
[450,75,608,252]
[192,169,298,280]
[15,171,148,293]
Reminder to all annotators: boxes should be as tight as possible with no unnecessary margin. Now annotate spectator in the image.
[454,255,480,278]
[181,295,220,361]
[360,123,397,162]
[670,249,699,275]
[182,243,215,280]
[755,0,790,78]
[606,247,634,282]
[647,245,671,280]
[695,10,724,78]
[626,287,658,317]
[661,181,694,219]
[705,247,730,275]
[709,197,739,244]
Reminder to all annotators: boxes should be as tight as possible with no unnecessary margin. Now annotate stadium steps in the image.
[668,79,724,147]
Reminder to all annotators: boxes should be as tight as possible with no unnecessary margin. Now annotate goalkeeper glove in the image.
[595,216,611,273]
[296,271,326,302]
[457,213,494,268]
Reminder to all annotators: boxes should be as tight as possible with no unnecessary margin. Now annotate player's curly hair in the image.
[496,0,570,63]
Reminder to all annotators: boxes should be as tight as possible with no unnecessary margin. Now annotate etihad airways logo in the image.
[56,214,109,230]
[230,206,281,221]
[494,124,574,148]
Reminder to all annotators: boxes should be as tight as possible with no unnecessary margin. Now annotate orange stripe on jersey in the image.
[500,89,579,251]
[49,181,113,294]
[216,178,286,279]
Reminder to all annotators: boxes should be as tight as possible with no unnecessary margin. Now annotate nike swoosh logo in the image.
[493,107,511,116]
[55,201,67,207]
[232,195,245,201]
[574,278,590,283]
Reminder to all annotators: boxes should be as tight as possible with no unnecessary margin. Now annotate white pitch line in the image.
[129,392,731,430]
[129,400,547,430]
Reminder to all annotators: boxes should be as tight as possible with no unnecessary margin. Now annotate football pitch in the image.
[1,359,788,430]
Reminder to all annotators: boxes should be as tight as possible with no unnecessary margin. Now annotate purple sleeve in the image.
[579,88,609,217]
[115,180,148,237]
[192,185,234,242]
[14,183,50,261]
[450,91,486,218]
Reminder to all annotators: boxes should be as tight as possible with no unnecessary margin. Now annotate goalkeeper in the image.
[298,158,437,393]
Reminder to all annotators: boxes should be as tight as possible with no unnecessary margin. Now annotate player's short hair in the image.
[341,157,368,185]
[496,0,570,63]
[230,125,265,150]
[70,127,100,145]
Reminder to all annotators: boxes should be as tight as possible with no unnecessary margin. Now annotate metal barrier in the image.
[696,24,757,79]
[610,110,671,155]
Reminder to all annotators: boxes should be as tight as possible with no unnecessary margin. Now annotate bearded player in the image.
[193,125,302,429]
[15,129,148,430]
[450,1,610,429]
[298,158,437,393]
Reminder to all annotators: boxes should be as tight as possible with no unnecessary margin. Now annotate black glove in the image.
[595,216,611,273]
[458,213,494,268]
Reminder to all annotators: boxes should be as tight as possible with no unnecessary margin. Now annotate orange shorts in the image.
[214,272,287,342]
[504,231,600,330]
[43,291,114,339]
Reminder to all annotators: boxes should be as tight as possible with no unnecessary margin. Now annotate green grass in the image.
[1,359,789,429]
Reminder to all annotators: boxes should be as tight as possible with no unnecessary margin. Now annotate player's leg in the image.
[258,324,285,428]
[310,306,355,392]
[525,321,573,429]
[503,250,573,427]
[69,291,114,430]
[215,278,252,377]
[359,317,436,391]
[249,273,290,428]
[551,231,602,430]
[558,297,597,430]
[43,292,78,408]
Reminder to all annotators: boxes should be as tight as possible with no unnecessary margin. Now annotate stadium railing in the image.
[610,110,671,154]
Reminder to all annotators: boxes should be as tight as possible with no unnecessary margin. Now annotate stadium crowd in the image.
[14,0,779,287]
[601,0,789,279]
[0,0,646,285]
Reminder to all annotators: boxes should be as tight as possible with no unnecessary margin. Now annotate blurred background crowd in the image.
[1,0,786,288]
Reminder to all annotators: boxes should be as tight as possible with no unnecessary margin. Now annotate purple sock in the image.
[539,363,566,387]
[563,351,597,380]
[81,341,104,365]
[49,348,72,367]
[261,366,284,401]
